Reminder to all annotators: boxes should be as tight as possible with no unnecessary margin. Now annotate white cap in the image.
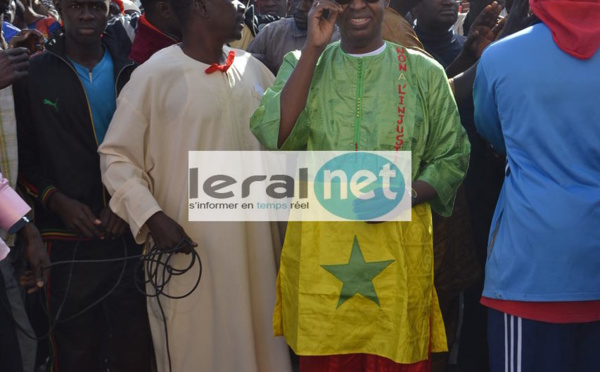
[122,0,141,14]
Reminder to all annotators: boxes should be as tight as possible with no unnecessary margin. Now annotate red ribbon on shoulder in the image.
[205,51,236,74]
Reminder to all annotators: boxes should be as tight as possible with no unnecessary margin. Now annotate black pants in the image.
[0,269,24,372]
[46,235,153,372]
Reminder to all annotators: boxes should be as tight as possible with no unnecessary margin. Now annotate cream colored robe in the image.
[99,45,291,372]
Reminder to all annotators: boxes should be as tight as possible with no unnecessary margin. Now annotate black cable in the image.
[0,238,84,341]
[134,240,203,372]
[157,292,172,372]
[57,239,128,323]
[1,235,201,372]
[135,241,202,299]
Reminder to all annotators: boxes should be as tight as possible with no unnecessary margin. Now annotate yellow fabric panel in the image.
[274,203,447,363]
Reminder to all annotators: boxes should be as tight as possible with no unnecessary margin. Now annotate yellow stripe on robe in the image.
[274,203,447,364]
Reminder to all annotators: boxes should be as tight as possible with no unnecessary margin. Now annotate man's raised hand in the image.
[305,0,343,53]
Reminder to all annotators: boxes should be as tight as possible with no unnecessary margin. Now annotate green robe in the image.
[250,41,470,364]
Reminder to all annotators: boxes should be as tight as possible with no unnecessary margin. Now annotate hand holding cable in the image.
[145,211,197,254]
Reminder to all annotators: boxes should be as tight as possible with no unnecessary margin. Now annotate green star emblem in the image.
[322,236,394,308]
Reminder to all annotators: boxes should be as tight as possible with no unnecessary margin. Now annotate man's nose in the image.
[348,0,368,10]
[80,5,95,19]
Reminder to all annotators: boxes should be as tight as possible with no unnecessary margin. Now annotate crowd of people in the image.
[0,0,598,371]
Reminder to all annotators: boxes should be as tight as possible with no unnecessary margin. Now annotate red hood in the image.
[529,0,600,59]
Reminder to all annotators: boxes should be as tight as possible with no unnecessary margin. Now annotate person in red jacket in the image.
[129,0,181,64]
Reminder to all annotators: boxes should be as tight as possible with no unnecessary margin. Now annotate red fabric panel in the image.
[299,354,431,372]
[481,297,600,323]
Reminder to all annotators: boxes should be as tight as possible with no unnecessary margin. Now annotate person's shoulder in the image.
[226,47,275,85]
[297,41,338,68]
[383,6,400,17]
[11,50,61,94]
[319,41,341,58]
[277,48,302,70]
[138,45,182,70]
[124,45,183,84]
[385,41,442,69]
[384,42,449,86]
[118,47,185,101]
[481,23,545,61]
[230,46,271,72]
[229,46,251,61]
[263,17,294,29]
[27,49,61,73]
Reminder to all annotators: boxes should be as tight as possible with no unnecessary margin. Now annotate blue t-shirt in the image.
[2,21,20,43]
[69,49,116,145]
[474,23,600,302]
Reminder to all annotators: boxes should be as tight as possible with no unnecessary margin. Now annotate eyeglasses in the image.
[334,0,381,5]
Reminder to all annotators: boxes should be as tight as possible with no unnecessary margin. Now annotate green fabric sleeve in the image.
[250,51,311,150]
[416,63,471,217]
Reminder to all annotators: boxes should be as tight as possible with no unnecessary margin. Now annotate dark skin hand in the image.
[0,47,29,89]
[278,0,343,147]
[99,206,128,240]
[145,211,197,254]
[363,180,438,224]
[411,180,438,207]
[446,1,505,78]
[17,223,50,294]
[9,29,45,55]
[448,2,506,106]
[462,2,506,60]
[48,191,103,238]
[48,192,128,239]
[452,0,538,104]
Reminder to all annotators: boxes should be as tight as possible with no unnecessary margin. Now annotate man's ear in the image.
[192,0,208,17]
[156,0,172,16]
[384,0,390,7]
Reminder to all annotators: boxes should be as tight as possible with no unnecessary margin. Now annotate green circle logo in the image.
[314,153,405,220]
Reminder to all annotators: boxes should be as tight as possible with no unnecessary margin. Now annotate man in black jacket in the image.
[12,0,153,370]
